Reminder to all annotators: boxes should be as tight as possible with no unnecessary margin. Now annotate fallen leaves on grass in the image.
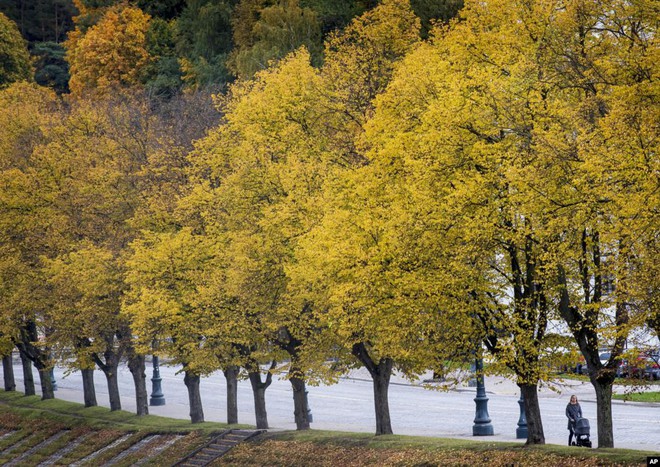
[217,440,625,466]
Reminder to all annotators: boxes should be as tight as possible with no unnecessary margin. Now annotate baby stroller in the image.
[572,417,592,448]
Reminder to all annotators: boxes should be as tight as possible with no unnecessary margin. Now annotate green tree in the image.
[228,0,321,79]
[137,0,186,19]
[299,0,373,34]
[176,0,235,60]
[143,18,181,97]
[0,12,32,86]
[409,0,463,37]
[175,0,235,89]
[0,0,76,43]
[32,42,69,93]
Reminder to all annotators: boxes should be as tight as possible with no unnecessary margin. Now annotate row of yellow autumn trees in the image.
[1,0,657,448]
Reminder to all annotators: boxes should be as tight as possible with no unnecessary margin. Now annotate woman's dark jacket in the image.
[566,402,582,430]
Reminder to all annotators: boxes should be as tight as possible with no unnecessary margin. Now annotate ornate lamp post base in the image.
[305,390,313,423]
[149,355,166,406]
[516,390,528,439]
[472,358,494,436]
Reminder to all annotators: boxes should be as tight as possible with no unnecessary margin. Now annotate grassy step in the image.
[133,434,186,467]
[0,432,38,459]
[102,434,163,466]
[4,430,69,467]
[69,433,134,466]
[38,431,94,466]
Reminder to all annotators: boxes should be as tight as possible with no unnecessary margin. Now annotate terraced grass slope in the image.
[0,391,261,466]
[1,391,656,466]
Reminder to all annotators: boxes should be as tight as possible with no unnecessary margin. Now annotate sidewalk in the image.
[4,358,659,452]
[342,367,660,405]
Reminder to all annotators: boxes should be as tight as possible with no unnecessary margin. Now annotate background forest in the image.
[0,0,462,94]
[0,0,658,453]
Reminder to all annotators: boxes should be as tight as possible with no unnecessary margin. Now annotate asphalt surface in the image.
[4,357,660,452]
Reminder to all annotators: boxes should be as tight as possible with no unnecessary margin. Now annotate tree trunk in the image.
[2,355,16,392]
[184,371,204,423]
[249,372,269,429]
[15,321,55,399]
[36,366,54,400]
[275,327,311,431]
[248,362,275,430]
[352,343,394,435]
[592,377,614,448]
[128,354,148,416]
[19,350,35,396]
[81,368,97,407]
[372,361,393,435]
[224,366,239,424]
[290,375,311,430]
[101,368,121,411]
[520,383,545,445]
[93,346,123,412]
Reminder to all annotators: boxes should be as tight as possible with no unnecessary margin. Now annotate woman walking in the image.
[565,394,582,446]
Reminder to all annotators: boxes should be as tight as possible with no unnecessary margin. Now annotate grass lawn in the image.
[0,389,241,433]
[612,391,660,403]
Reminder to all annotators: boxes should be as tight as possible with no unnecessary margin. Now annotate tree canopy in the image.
[0,12,31,86]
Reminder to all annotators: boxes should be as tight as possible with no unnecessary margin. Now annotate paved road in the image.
[5,357,660,452]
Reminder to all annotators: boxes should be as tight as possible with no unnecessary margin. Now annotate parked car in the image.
[642,350,660,380]
[576,353,620,376]
[618,354,660,380]
[645,365,660,380]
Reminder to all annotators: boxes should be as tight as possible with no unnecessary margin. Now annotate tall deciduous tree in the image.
[187,48,339,430]
[546,0,658,447]
[0,82,59,399]
[45,244,124,409]
[66,5,152,96]
[124,230,220,423]
[33,94,160,413]
[360,0,657,447]
[287,0,422,436]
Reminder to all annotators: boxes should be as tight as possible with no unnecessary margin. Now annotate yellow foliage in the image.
[66,5,152,97]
